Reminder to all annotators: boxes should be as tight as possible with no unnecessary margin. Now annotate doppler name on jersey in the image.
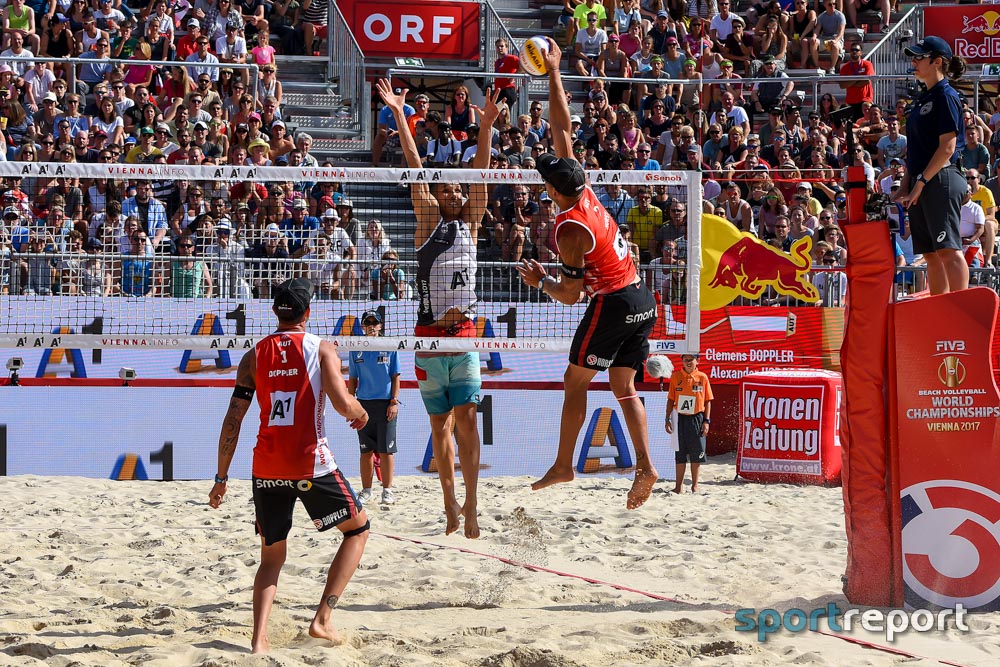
[269,368,300,378]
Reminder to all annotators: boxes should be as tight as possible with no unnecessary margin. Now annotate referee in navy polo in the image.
[894,35,970,295]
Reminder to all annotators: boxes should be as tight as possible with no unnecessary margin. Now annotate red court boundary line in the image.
[374,531,968,667]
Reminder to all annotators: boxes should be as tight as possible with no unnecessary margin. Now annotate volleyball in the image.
[645,355,674,379]
[520,37,549,77]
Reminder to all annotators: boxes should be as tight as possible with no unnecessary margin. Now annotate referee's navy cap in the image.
[536,153,586,197]
[361,309,382,325]
[904,36,952,60]
[273,277,313,319]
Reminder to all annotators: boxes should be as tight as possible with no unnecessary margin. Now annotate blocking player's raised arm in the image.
[465,87,504,240]
[375,78,439,243]
[542,38,574,160]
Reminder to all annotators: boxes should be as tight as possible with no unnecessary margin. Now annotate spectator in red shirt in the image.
[840,40,874,120]
[494,37,520,110]
[176,18,202,61]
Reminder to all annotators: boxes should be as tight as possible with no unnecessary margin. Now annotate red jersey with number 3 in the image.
[554,186,637,295]
[253,331,337,479]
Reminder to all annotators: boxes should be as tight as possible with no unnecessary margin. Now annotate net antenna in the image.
[0,163,701,354]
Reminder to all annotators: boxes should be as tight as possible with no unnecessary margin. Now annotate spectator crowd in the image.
[2,0,997,307]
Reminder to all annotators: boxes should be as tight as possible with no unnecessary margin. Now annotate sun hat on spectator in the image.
[236,122,249,130]
[761,55,776,65]
[53,13,67,22]
[156,123,171,132]
[42,92,58,103]
[322,208,340,220]
[466,123,479,132]
[140,126,154,135]
[93,128,107,137]
[193,121,209,130]
[292,198,308,210]
[248,138,269,151]
[235,200,250,210]
[337,199,354,209]
[889,157,903,166]
[657,9,669,18]
[731,15,745,25]
[664,37,678,45]
[215,218,232,232]
[608,34,620,42]
[3,207,18,219]
[124,136,137,145]
[272,119,285,129]
[265,223,283,236]
[249,112,262,122]
[570,115,582,124]
[797,182,813,191]
[0,64,11,75]
[275,155,289,165]
[187,17,200,27]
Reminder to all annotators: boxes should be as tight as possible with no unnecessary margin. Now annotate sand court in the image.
[1,459,997,666]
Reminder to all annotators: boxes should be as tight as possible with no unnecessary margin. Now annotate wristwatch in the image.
[214,474,228,484]
[704,419,711,424]
[915,173,928,185]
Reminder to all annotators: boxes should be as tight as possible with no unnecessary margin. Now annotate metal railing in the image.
[328,0,370,149]
[18,55,260,106]
[865,5,922,109]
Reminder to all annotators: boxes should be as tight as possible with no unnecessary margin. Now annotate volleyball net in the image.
[0,163,701,353]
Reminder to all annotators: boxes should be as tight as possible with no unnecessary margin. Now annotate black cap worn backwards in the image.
[361,309,382,325]
[273,277,313,320]
[536,153,586,198]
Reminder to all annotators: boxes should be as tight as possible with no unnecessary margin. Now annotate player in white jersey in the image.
[376,79,503,539]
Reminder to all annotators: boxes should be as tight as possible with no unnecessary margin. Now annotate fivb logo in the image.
[901,480,1000,611]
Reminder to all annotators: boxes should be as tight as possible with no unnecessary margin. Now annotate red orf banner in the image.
[338,0,481,61]
[889,288,1000,611]
[924,5,1000,64]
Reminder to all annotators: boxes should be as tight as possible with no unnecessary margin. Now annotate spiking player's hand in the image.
[375,78,408,116]
[541,36,563,74]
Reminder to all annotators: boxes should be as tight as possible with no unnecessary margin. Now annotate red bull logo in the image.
[700,213,820,311]
[961,11,1000,35]
[708,236,818,301]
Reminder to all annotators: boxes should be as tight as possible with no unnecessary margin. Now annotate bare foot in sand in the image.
[445,501,463,535]
[691,484,700,494]
[627,467,659,509]
[671,486,683,495]
[308,618,344,645]
[531,464,575,491]
[463,503,480,539]
[250,636,270,654]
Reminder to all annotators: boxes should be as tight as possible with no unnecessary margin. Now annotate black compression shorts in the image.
[252,470,362,546]
[569,281,658,372]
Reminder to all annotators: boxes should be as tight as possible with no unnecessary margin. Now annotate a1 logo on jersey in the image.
[901,479,1000,611]
[269,390,296,426]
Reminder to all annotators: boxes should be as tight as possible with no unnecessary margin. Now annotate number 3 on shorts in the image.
[269,390,296,426]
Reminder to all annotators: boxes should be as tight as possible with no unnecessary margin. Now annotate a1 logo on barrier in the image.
[901,479,1000,611]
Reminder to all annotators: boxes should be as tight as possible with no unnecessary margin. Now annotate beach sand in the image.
[1,458,997,667]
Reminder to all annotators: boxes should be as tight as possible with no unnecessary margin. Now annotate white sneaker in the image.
[381,488,396,505]
[357,488,372,505]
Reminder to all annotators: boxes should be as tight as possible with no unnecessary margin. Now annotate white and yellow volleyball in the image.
[520,37,549,77]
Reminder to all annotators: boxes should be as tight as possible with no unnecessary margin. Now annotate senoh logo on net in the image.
[901,480,1000,612]
[643,172,683,183]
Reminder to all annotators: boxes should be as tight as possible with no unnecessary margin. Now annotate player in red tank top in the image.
[208,278,371,654]
[517,38,660,510]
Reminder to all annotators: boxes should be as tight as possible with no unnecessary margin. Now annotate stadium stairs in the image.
[275,55,365,162]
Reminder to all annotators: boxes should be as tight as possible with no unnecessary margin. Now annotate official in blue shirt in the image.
[347,310,401,505]
[896,36,970,295]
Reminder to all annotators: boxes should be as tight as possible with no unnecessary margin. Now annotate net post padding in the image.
[0,164,701,353]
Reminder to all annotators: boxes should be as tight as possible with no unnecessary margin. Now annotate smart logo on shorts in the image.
[900,479,1000,611]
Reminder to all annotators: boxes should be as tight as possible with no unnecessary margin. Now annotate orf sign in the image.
[339,0,481,61]
[736,370,842,485]
[924,5,1000,64]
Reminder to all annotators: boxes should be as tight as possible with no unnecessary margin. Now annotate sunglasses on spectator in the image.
[179,243,194,248]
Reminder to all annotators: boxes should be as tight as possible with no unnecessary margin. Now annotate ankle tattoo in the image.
[325,594,339,609]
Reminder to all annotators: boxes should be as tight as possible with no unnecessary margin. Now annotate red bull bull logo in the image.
[708,236,818,301]
[961,11,1000,35]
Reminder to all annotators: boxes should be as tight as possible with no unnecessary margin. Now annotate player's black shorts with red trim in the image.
[252,470,361,546]
[569,281,657,371]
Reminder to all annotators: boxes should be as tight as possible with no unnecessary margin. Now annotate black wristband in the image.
[560,262,585,280]
[214,474,228,484]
